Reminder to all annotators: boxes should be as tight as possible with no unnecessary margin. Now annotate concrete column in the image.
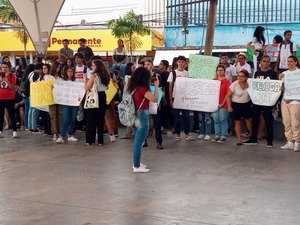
[9,52,15,68]
[29,52,33,64]
[204,0,218,56]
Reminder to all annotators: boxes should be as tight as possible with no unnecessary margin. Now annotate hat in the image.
[238,52,247,59]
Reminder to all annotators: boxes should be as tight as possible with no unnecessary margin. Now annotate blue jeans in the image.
[133,110,149,168]
[212,108,229,138]
[198,112,212,136]
[112,63,126,78]
[173,109,190,135]
[23,98,30,129]
[28,107,40,130]
[60,105,78,137]
[152,108,163,144]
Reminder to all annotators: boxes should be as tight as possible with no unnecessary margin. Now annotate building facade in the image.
[165,0,300,48]
[144,0,166,28]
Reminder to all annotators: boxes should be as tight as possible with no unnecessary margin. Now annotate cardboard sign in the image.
[30,80,55,107]
[283,71,300,100]
[247,78,282,106]
[173,77,220,112]
[53,80,85,106]
[188,54,220,79]
[264,43,280,63]
[106,79,118,104]
[149,86,163,115]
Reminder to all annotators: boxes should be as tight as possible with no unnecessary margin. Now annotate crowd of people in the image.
[0,28,300,173]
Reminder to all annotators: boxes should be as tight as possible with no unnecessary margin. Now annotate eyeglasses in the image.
[216,69,225,72]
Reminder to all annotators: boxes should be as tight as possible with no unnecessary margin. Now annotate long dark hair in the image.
[124,62,134,75]
[93,59,110,86]
[18,57,27,68]
[128,67,151,93]
[22,64,35,81]
[62,66,75,81]
[50,61,62,78]
[253,26,266,45]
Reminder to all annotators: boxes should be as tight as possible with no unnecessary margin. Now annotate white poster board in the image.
[53,80,85,106]
[247,78,282,106]
[283,71,300,100]
[173,77,220,112]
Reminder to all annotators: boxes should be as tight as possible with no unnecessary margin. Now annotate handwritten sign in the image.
[106,79,118,104]
[149,86,163,115]
[283,71,300,100]
[247,78,282,106]
[53,80,85,106]
[188,54,220,79]
[173,77,220,112]
[264,43,280,63]
[30,80,55,107]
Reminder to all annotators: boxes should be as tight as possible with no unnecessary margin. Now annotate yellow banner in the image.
[105,79,118,104]
[30,80,55,107]
[0,30,159,52]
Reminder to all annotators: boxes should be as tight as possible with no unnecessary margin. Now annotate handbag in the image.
[84,82,99,109]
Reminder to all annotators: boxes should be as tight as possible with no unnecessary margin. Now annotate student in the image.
[77,38,94,65]
[0,62,18,138]
[220,53,237,83]
[279,55,300,151]
[244,55,278,147]
[276,30,297,74]
[83,60,110,146]
[74,52,87,82]
[127,67,158,173]
[235,52,252,77]
[168,55,193,141]
[56,67,79,143]
[111,39,128,78]
[58,39,74,65]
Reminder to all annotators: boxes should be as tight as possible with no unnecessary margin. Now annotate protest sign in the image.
[106,79,118,104]
[247,78,282,106]
[173,77,220,112]
[283,71,300,100]
[149,86,163,115]
[30,80,55,107]
[264,43,280,62]
[53,80,85,106]
[188,54,220,79]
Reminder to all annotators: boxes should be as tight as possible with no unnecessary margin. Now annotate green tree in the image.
[107,10,150,62]
[0,0,29,60]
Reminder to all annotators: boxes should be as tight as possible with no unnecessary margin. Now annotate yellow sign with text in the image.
[30,80,55,107]
[0,30,157,52]
[105,79,118,104]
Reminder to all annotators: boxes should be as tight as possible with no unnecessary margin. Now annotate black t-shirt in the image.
[254,69,278,80]
[77,46,94,62]
[160,71,170,98]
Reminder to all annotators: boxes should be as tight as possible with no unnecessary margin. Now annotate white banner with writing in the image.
[173,77,220,112]
[247,78,282,106]
[53,80,85,106]
[283,71,300,100]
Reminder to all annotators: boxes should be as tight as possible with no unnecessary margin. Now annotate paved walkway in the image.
[0,129,299,225]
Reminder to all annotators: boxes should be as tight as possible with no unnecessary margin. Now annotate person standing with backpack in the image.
[127,67,158,173]
[275,30,297,74]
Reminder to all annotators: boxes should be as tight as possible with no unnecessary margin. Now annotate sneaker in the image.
[267,142,273,148]
[204,135,211,141]
[157,143,164,149]
[197,134,205,139]
[12,131,18,138]
[217,138,226,143]
[211,137,220,143]
[0,131,3,138]
[132,163,147,169]
[31,129,42,133]
[52,134,57,141]
[281,141,294,150]
[56,137,64,144]
[142,140,148,147]
[294,142,300,152]
[133,167,150,173]
[109,134,116,142]
[68,135,78,142]
[243,139,258,145]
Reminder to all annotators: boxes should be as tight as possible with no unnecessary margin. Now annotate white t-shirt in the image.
[43,75,55,81]
[167,69,188,83]
[225,64,237,82]
[229,80,250,103]
[75,65,86,82]
[282,69,300,104]
[279,42,297,69]
[235,62,252,75]
[251,37,264,50]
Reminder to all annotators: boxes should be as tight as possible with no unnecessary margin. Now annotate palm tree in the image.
[0,0,29,60]
[107,10,150,62]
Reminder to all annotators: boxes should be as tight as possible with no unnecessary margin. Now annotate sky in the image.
[57,0,144,26]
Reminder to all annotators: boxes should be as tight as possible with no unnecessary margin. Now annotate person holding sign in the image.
[56,67,79,144]
[211,65,231,143]
[226,70,252,145]
[244,55,278,147]
[127,67,158,173]
[279,55,300,151]
[168,55,193,141]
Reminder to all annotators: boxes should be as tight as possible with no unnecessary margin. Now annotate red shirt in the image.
[214,77,230,109]
[0,73,16,100]
[133,87,149,110]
